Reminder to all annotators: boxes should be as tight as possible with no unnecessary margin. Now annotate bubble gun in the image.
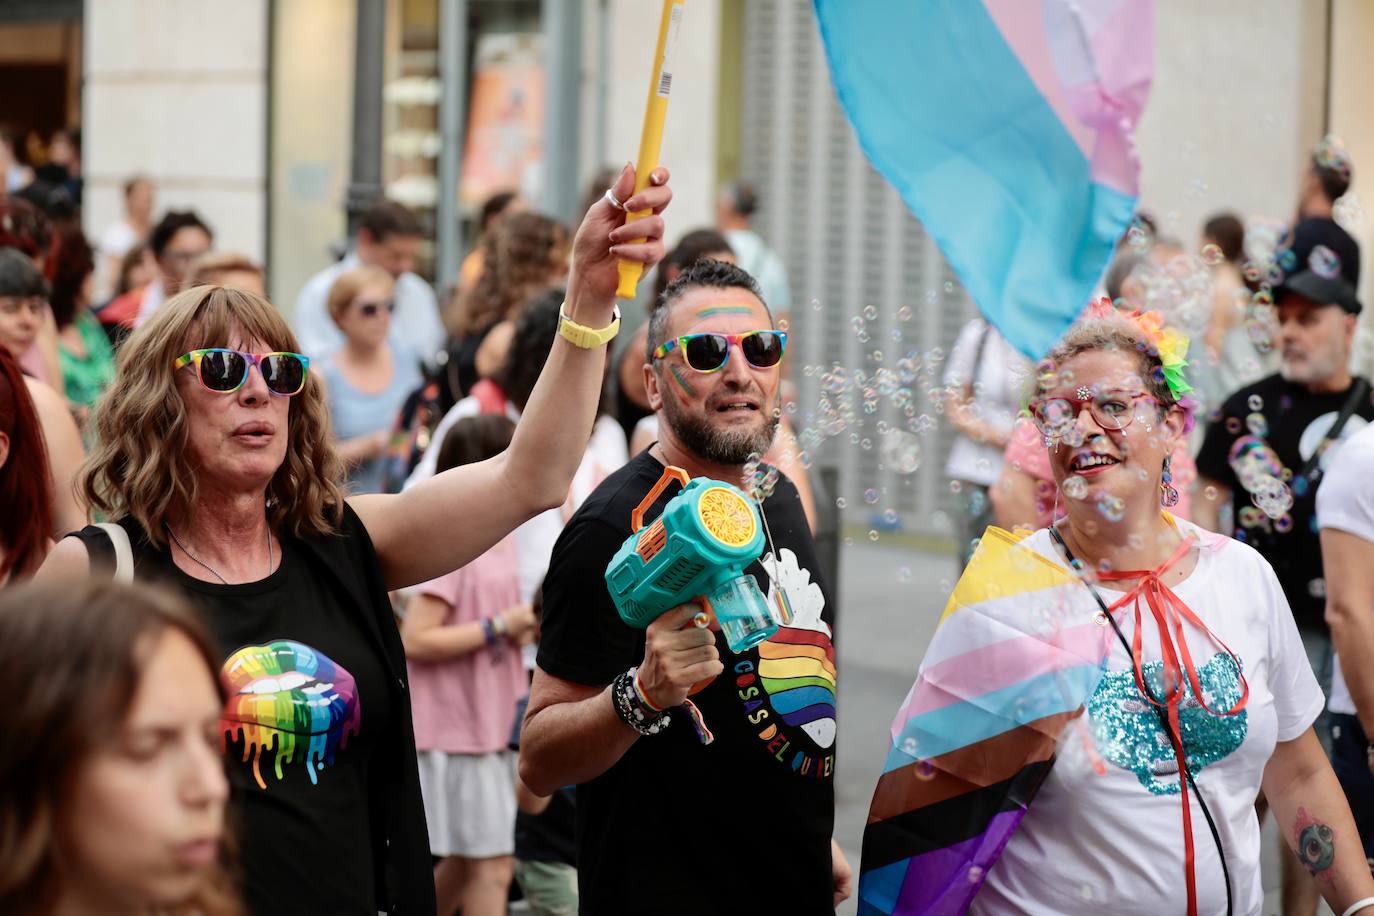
[605,466,778,656]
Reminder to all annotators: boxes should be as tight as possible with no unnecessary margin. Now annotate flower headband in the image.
[1084,297,1195,402]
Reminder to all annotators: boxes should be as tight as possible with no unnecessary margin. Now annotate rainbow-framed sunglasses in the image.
[651,330,787,373]
[173,348,310,396]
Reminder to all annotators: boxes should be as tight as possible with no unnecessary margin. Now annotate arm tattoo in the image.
[1295,807,1336,876]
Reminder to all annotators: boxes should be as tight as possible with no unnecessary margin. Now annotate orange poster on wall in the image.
[460,32,545,208]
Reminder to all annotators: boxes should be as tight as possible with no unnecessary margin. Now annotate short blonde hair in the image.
[187,252,263,290]
[81,286,345,546]
[326,266,394,324]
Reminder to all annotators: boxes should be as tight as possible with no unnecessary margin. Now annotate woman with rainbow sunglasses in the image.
[35,163,675,916]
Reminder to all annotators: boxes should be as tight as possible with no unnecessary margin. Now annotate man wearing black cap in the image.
[1195,222,1371,913]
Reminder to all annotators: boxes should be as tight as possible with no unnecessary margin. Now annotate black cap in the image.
[1279,217,1361,287]
[1276,270,1363,314]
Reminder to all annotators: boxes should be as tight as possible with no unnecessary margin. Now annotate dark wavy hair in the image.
[435,413,516,475]
[0,578,241,915]
[0,348,52,581]
[0,198,56,279]
[493,289,564,411]
[48,227,94,329]
[452,212,568,335]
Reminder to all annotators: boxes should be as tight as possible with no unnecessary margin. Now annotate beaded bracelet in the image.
[481,617,498,647]
[612,667,671,736]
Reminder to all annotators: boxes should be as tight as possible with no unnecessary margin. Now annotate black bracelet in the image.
[611,667,670,736]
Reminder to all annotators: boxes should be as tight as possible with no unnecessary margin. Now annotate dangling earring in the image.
[1159,455,1180,508]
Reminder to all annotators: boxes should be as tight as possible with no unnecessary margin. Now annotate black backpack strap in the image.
[1297,377,1371,486]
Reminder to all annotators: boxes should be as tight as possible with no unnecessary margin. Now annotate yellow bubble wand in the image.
[616,0,686,300]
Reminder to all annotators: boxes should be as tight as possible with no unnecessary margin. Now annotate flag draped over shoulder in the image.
[812,0,1154,359]
[859,528,1110,915]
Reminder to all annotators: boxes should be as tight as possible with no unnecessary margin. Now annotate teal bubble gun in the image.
[605,466,778,655]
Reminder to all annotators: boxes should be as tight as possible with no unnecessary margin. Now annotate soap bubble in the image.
[1310,245,1342,280]
[1063,476,1089,500]
[810,297,822,311]
[881,429,922,474]
[835,497,847,509]
[914,759,937,781]
[902,736,917,754]
[863,488,879,504]
[863,304,878,321]
[897,305,913,322]
[868,529,880,541]
[1201,243,1224,266]
[883,508,899,525]
[897,565,912,583]
[1245,412,1268,437]
[1247,394,1263,411]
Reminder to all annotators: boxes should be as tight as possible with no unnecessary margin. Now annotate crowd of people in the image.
[1,113,1374,916]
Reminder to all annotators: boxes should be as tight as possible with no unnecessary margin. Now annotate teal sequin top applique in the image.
[1088,653,1248,795]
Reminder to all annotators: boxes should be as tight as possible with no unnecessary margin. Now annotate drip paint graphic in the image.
[220,640,361,790]
[760,548,837,748]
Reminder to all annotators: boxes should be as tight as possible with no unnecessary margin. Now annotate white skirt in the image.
[415,749,517,858]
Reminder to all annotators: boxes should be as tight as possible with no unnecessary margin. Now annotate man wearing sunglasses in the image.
[522,259,850,914]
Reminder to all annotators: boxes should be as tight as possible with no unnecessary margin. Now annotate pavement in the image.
[829,537,1321,916]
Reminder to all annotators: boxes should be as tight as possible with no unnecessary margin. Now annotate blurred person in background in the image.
[96,175,155,299]
[1315,420,1374,882]
[0,249,86,536]
[716,180,790,310]
[34,128,81,206]
[0,347,53,584]
[0,579,238,916]
[321,265,422,494]
[1199,211,1275,401]
[457,190,523,300]
[49,228,115,429]
[97,210,213,339]
[186,252,266,297]
[402,413,534,916]
[943,316,1031,566]
[446,211,569,399]
[409,291,628,608]
[0,197,62,385]
[615,228,736,443]
[0,125,34,195]
[294,199,446,366]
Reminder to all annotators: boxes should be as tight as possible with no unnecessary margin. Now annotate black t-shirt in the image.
[74,525,393,916]
[537,451,838,915]
[1196,372,1374,633]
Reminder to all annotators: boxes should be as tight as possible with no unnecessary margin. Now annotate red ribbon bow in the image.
[1097,536,1250,916]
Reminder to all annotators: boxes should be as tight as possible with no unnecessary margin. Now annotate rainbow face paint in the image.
[669,363,696,398]
[696,306,754,318]
[220,640,361,790]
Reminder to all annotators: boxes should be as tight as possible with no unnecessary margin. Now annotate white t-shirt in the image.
[974,521,1323,916]
[405,398,628,605]
[1315,420,1374,716]
[942,318,1030,487]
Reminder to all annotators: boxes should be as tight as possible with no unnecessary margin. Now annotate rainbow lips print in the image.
[220,640,361,790]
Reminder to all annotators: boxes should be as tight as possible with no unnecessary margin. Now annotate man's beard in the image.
[1281,341,1345,385]
[660,390,780,466]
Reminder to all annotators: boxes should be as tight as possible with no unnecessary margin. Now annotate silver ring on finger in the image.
[603,187,626,211]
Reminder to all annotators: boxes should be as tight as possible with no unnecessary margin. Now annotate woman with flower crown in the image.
[859,303,1374,916]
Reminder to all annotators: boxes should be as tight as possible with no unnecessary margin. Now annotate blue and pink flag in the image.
[813,0,1154,359]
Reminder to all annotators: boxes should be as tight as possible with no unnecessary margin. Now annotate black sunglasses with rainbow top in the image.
[174,348,310,396]
[651,330,787,373]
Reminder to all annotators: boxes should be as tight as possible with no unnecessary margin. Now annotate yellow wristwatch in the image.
[558,304,621,349]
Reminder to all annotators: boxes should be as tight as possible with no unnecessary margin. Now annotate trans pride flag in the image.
[813,0,1153,359]
[859,529,1110,915]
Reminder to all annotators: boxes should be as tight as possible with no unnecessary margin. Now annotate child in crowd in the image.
[401,413,537,916]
